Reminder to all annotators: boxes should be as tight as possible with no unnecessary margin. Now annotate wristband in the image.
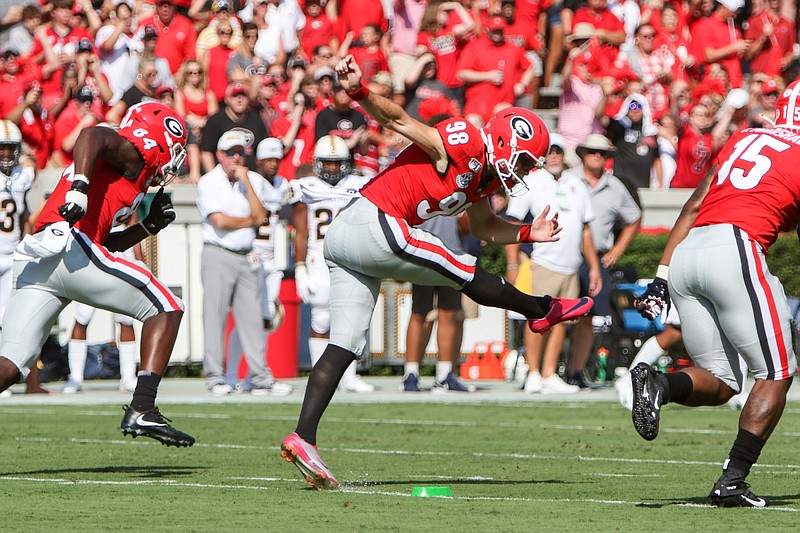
[507,263,519,270]
[518,224,533,243]
[656,264,669,281]
[71,173,90,193]
[346,83,369,101]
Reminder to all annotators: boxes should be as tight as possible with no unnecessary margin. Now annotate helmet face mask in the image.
[0,120,22,175]
[313,135,351,185]
[481,108,550,197]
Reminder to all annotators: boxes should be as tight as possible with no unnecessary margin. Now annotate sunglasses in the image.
[223,149,245,157]
[549,147,564,155]
[584,149,607,156]
[764,92,779,97]
[218,30,233,36]
[187,70,202,75]
[628,101,643,111]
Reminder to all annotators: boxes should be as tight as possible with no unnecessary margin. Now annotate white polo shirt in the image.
[197,165,270,252]
[506,169,594,275]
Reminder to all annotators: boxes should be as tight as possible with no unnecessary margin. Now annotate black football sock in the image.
[663,371,693,404]
[725,429,766,479]
[294,344,355,445]
[462,266,550,318]
[131,371,161,412]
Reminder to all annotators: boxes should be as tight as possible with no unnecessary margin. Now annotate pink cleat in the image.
[528,297,594,333]
[280,432,339,490]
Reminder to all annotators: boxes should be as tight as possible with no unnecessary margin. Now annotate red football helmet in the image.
[480,107,550,196]
[774,80,800,131]
[119,101,187,185]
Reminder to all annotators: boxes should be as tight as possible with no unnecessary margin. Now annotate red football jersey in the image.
[36,128,163,243]
[694,128,800,252]
[360,117,492,226]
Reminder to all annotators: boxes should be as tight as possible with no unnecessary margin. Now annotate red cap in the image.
[156,86,174,98]
[485,17,507,31]
[761,79,780,95]
[226,82,248,98]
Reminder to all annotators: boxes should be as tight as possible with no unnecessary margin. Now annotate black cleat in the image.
[630,363,667,441]
[120,405,195,447]
[709,478,767,508]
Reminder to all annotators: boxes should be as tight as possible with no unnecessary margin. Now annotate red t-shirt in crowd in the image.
[19,107,54,169]
[349,46,389,83]
[571,8,624,66]
[745,12,796,77]
[29,26,92,100]
[137,13,197,74]
[457,36,530,114]
[417,30,464,89]
[53,101,82,165]
[0,63,42,117]
[334,0,389,42]
[302,14,335,59]
[672,124,714,188]
[692,13,744,88]
[270,111,316,180]
[207,45,237,101]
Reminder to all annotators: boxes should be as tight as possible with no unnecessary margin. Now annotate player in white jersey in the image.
[251,138,291,330]
[0,120,34,398]
[290,135,374,393]
[0,121,34,333]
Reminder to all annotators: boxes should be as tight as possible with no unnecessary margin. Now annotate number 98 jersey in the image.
[694,127,800,252]
[0,165,34,255]
[359,117,490,227]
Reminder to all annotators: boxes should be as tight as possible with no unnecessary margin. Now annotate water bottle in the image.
[596,347,609,382]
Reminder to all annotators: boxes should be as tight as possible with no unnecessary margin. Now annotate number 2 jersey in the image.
[0,165,34,255]
[693,127,800,252]
[359,117,493,226]
[34,125,165,244]
[289,173,371,259]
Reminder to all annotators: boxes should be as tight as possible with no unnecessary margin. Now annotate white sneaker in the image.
[540,374,580,394]
[340,375,375,393]
[62,379,84,394]
[727,390,749,410]
[119,377,138,393]
[210,383,233,396]
[253,380,293,396]
[0,389,11,398]
[615,371,633,411]
[523,370,543,394]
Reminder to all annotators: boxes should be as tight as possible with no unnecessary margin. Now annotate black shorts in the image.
[411,284,463,315]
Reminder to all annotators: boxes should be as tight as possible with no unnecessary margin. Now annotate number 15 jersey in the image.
[359,117,492,227]
[694,127,800,252]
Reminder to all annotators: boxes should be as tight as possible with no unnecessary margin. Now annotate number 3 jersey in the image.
[0,165,34,255]
[251,175,290,262]
[693,127,800,252]
[288,173,371,259]
[359,117,492,226]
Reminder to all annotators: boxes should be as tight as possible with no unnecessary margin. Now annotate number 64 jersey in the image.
[693,127,800,252]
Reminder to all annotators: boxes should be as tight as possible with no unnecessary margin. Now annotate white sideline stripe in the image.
[1,476,797,512]
[14,436,800,472]
[586,473,665,478]
[0,407,740,436]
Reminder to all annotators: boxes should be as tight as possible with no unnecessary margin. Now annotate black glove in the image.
[635,276,670,321]
[58,175,90,224]
[141,187,176,235]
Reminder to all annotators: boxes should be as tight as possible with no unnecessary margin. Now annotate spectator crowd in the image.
[0,0,794,193]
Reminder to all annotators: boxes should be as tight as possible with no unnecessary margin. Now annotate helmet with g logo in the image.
[119,101,187,186]
[480,107,550,196]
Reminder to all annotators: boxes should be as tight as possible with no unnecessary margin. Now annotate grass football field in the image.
[2,398,800,532]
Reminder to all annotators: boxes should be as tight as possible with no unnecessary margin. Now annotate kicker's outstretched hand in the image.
[334,55,362,92]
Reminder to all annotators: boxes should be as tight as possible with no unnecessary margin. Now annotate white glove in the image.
[294,262,315,303]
